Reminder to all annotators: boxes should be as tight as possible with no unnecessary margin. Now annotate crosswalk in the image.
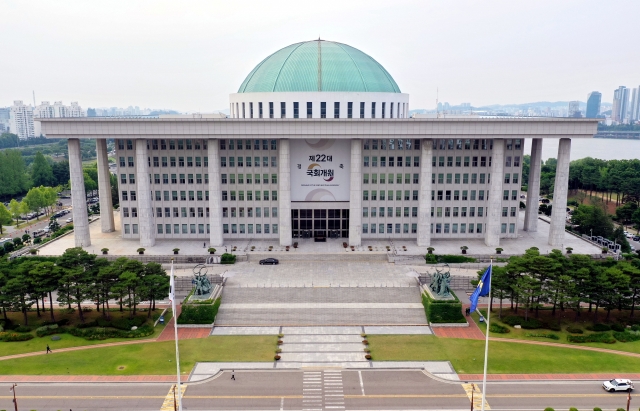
[462,382,491,410]
[302,370,345,410]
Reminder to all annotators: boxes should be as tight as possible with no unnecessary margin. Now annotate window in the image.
[364,157,370,167]
[513,173,519,184]
[445,190,451,200]
[503,190,509,200]
[438,156,445,167]
[321,102,326,118]
[293,102,299,118]
[307,102,313,118]
[348,102,353,118]
[389,157,395,167]
[471,174,477,184]
[165,224,171,234]
[506,156,512,167]
[164,191,169,201]
[471,190,476,200]
[128,157,134,167]
[504,173,510,184]
[511,207,517,217]
[446,174,452,184]
[179,157,185,167]
[360,102,365,118]
[479,174,485,184]
[512,190,518,200]
[280,102,286,118]
[478,190,485,201]
[514,156,521,167]
[509,223,516,233]
[269,102,273,118]
[413,174,419,184]
[249,102,254,118]
[501,223,507,234]
[334,102,340,118]
[371,102,376,118]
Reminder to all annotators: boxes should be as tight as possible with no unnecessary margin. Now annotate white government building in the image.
[38,40,598,249]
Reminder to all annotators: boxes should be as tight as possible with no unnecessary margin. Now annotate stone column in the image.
[417,139,433,246]
[278,139,292,246]
[549,138,571,247]
[96,139,115,233]
[135,139,155,247]
[348,139,362,246]
[68,138,91,247]
[485,138,505,247]
[208,139,223,246]
[524,138,542,232]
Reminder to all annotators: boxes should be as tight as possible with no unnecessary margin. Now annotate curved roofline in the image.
[238,40,401,94]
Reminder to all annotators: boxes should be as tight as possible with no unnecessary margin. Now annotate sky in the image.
[3,0,639,112]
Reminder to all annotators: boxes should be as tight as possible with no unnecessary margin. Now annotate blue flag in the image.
[469,264,492,313]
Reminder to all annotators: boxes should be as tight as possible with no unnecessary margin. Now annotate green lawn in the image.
[472,311,640,355]
[367,334,640,374]
[0,309,171,356]
[0,335,277,375]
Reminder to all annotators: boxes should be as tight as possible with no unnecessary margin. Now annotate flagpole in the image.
[171,259,183,411]
[480,259,492,411]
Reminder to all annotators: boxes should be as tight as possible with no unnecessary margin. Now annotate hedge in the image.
[566,326,583,334]
[586,323,611,332]
[613,331,640,342]
[220,253,236,264]
[489,323,510,333]
[67,324,154,340]
[425,254,476,264]
[0,332,34,342]
[36,324,60,337]
[567,332,616,344]
[177,298,221,324]
[422,292,465,323]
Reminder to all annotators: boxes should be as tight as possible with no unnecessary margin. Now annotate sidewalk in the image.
[0,375,188,383]
[458,373,640,381]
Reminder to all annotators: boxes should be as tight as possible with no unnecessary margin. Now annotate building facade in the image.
[585,91,601,118]
[612,86,630,124]
[9,100,35,140]
[37,40,599,250]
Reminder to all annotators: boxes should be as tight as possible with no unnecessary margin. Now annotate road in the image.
[2,370,636,411]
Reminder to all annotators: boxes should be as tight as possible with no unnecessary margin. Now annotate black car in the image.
[259,258,279,265]
[633,236,640,242]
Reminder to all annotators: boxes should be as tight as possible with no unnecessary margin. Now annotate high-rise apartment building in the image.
[9,100,35,140]
[585,92,601,118]
[630,87,640,122]
[612,86,630,123]
[568,101,581,117]
[0,107,10,133]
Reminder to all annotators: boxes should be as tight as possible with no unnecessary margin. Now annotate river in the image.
[523,138,640,161]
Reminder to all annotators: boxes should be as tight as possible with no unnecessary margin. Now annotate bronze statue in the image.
[429,264,451,297]
[193,264,213,296]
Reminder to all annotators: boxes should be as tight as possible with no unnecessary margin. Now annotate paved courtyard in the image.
[38,209,602,257]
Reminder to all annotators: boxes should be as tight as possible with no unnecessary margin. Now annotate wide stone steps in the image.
[220,286,421,304]
[214,307,427,326]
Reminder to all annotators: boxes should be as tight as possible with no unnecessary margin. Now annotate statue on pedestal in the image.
[429,264,451,298]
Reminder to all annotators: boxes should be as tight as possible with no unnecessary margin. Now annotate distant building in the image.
[612,86,630,123]
[9,100,35,140]
[0,107,10,133]
[34,101,86,135]
[630,87,640,122]
[568,101,581,117]
[586,92,601,118]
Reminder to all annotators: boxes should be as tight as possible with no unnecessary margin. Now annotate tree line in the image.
[486,248,640,323]
[0,248,170,326]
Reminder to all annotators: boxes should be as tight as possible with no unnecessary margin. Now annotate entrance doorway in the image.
[292,209,349,239]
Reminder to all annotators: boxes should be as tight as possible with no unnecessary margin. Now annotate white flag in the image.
[169,264,175,302]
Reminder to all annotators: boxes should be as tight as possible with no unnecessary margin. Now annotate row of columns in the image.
[68,137,571,250]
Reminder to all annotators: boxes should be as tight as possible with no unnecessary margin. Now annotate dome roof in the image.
[238,40,401,94]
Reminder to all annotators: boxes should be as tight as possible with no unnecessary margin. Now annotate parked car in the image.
[259,258,279,265]
[633,236,640,242]
[66,217,73,223]
[603,378,634,392]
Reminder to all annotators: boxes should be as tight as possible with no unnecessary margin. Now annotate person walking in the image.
[231,370,235,380]
[46,344,52,354]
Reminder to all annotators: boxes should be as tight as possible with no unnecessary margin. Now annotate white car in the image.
[603,378,634,392]
[66,217,73,223]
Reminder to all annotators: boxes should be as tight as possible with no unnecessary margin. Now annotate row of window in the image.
[219,140,277,150]
[220,157,277,168]
[432,223,486,234]
[123,206,212,218]
[431,139,522,150]
[430,206,517,218]
[221,191,278,201]
[430,189,520,201]
[363,174,419,184]
[432,173,492,185]
[363,156,420,167]
[118,156,210,168]
[363,139,420,150]
[223,223,278,234]
[363,207,418,218]
[222,207,278,218]
[363,190,419,201]
[363,223,417,234]
[117,139,207,151]
[221,174,276,184]
[232,101,407,119]
[432,155,521,168]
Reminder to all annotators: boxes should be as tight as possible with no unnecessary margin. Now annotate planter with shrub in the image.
[101,248,109,255]
[495,248,503,255]
[137,248,145,255]
[173,248,180,255]
[208,247,217,254]
[566,247,573,254]
[220,253,236,264]
[427,247,435,254]
[460,246,468,255]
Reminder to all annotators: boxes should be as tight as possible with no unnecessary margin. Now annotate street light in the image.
[10,383,17,411]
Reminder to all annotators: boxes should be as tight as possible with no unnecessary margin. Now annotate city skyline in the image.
[3,0,639,112]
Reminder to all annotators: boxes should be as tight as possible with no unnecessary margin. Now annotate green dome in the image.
[238,40,401,93]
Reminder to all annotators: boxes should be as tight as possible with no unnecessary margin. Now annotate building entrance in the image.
[292,209,349,239]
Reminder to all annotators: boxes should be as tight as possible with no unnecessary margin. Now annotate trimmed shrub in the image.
[611,323,625,332]
[422,292,465,323]
[545,320,561,332]
[36,324,60,337]
[489,324,510,333]
[525,333,560,340]
[566,326,583,334]
[544,408,555,411]
[613,331,640,342]
[569,408,578,411]
[436,255,477,263]
[177,299,221,324]
[589,323,611,332]
[14,325,33,333]
[111,316,147,331]
[0,332,34,342]
[424,254,437,264]
[631,325,640,332]
[593,408,602,411]
[42,318,70,327]
[220,253,236,264]
[76,320,98,329]
[567,332,616,344]
[67,324,153,340]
